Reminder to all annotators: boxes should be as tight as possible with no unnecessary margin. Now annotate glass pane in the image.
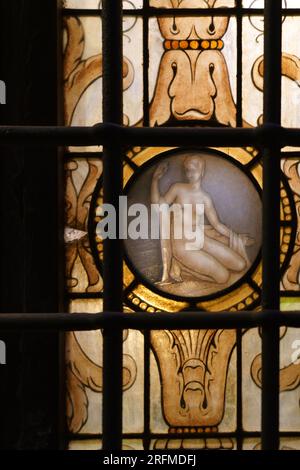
[123,330,144,434]
[280,301,300,434]
[65,158,103,293]
[243,438,300,450]
[242,0,264,6]
[67,299,103,434]
[122,440,144,450]
[64,16,102,152]
[123,17,143,126]
[151,438,236,450]
[242,438,260,450]
[148,16,237,127]
[150,0,236,8]
[150,348,168,433]
[63,14,142,152]
[242,16,264,127]
[243,0,295,7]
[281,157,300,292]
[69,439,102,450]
[68,439,144,450]
[67,299,144,435]
[279,326,300,432]
[285,0,300,6]
[150,331,237,434]
[280,438,300,450]
[64,0,100,7]
[282,17,300,128]
[243,310,300,434]
[64,0,143,9]
[242,328,261,432]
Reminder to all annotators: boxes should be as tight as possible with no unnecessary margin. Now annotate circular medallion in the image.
[124,148,262,299]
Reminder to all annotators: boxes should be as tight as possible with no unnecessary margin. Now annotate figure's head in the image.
[183,156,205,183]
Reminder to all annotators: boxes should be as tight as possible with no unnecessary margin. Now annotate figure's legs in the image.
[174,243,230,284]
[156,239,175,285]
[203,236,246,272]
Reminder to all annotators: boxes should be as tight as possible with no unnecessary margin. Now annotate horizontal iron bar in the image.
[68,430,300,440]
[62,7,300,17]
[0,311,300,330]
[0,123,300,147]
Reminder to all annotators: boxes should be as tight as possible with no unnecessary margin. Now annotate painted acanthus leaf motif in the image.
[151,328,236,427]
[63,16,134,126]
[251,353,300,393]
[250,326,300,397]
[65,159,103,292]
[169,330,218,414]
[147,2,300,128]
[252,53,300,93]
[147,1,237,127]
[66,331,137,433]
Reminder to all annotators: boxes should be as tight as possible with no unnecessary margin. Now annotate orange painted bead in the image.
[190,40,199,49]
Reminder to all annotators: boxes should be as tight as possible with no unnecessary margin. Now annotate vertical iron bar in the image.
[143,0,150,127]
[102,0,123,451]
[261,0,282,451]
[143,329,151,450]
[236,1,243,449]
[236,0,243,127]
[143,0,150,451]
[236,329,243,450]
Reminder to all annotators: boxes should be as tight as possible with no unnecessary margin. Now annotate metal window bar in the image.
[0,0,297,452]
[0,311,299,330]
[101,0,123,450]
[62,7,300,17]
[262,0,281,451]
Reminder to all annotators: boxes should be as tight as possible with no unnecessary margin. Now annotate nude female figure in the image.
[151,156,253,286]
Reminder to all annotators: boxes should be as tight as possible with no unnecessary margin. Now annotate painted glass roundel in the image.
[122,148,262,299]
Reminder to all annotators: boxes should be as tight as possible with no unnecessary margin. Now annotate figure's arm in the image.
[151,162,178,284]
[151,163,178,205]
[204,195,231,237]
[151,173,163,204]
[204,195,254,245]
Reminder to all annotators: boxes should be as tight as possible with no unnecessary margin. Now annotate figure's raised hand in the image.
[153,162,169,180]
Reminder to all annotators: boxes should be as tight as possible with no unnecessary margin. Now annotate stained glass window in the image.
[63,0,300,450]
